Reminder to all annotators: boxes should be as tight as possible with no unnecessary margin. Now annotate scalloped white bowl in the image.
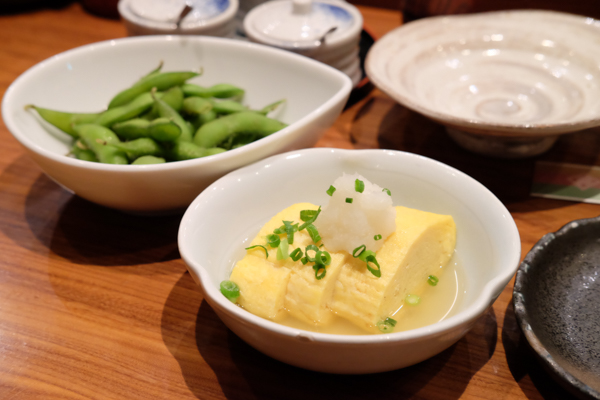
[178,148,521,373]
[2,35,352,213]
[366,10,600,158]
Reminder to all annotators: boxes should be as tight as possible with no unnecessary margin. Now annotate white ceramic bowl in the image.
[178,148,521,374]
[366,10,600,158]
[2,35,352,213]
[118,0,239,38]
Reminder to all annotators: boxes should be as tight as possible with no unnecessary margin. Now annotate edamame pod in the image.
[132,155,166,165]
[152,90,192,143]
[182,96,213,116]
[194,111,287,148]
[182,83,244,99]
[167,141,225,161]
[73,124,128,164]
[71,140,98,162]
[210,100,248,115]
[95,91,156,127]
[189,109,217,131]
[148,118,181,141]
[112,138,164,161]
[111,118,151,140]
[25,105,100,137]
[108,71,200,109]
[112,117,181,141]
[258,99,286,115]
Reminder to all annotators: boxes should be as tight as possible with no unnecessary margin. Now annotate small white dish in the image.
[244,0,363,86]
[118,0,239,37]
[178,148,521,374]
[2,36,352,213]
[366,10,600,158]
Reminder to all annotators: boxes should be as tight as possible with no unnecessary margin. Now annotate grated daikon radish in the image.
[314,173,396,254]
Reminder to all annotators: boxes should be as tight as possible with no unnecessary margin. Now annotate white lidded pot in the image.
[118,0,239,37]
[243,0,363,86]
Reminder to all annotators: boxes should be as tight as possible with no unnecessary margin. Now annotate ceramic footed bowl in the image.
[366,10,600,158]
[2,35,352,213]
[178,148,521,374]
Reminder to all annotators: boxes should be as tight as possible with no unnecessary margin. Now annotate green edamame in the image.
[95,91,156,127]
[167,141,226,161]
[73,124,128,164]
[25,105,100,137]
[182,96,213,116]
[108,70,200,109]
[152,90,192,143]
[112,138,164,161]
[112,117,181,142]
[194,111,287,148]
[71,140,98,162]
[182,83,244,99]
[28,65,287,165]
[131,155,166,165]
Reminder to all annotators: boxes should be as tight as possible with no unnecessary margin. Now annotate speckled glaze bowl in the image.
[513,217,600,399]
[365,10,600,158]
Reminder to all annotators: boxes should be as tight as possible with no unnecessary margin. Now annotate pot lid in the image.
[243,0,362,50]
[125,0,235,27]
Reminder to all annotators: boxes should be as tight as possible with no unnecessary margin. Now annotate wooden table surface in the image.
[1,2,599,399]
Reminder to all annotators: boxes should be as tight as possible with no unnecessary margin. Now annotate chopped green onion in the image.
[358,249,375,262]
[306,223,321,243]
[315,250,331,266]
[406,294,420,306]
[355,179,365,193]
[374,234,382,241]
[326,185,336,196]
[290,247,303,261]
[298,206,321,230]
[245,244,268,258]
[364,253,381,277]
[276,239,289,260]
[300,209,318,221]
[273,225,285,235]
[428,275,439,286]
[300,256,308,265]
[345,197,353,204]
[382,188,391,196]
[305,244,319,262]
[220,280,240,302]
[313,264,326,280]
[282,220,298,244]
[352,244,366,258]
[376,317,397,333]
[266,234,280,248]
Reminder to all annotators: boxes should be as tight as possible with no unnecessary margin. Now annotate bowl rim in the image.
[365,9,600,137]
[2,34,353,173]
[179,147,522,344]
[513,216,600,400]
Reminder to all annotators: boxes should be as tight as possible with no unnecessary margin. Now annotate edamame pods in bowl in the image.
[2,36,352,213]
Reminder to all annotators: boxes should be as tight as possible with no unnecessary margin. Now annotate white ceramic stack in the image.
[118,0,239,37]
[243,0,363,87]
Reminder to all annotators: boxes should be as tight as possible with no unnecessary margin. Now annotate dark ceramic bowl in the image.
[514,216,600,400]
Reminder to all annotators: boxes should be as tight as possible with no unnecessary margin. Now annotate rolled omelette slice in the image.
[231,203,346,323]
[330,206,456,333]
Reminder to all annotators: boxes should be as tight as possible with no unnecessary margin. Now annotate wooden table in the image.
[1,2,599,399]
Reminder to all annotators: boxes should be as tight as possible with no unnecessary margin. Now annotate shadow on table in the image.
[0,155,180,267]
[350,99,600,208]
[161,272,499,400]
[502,300,581,400]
